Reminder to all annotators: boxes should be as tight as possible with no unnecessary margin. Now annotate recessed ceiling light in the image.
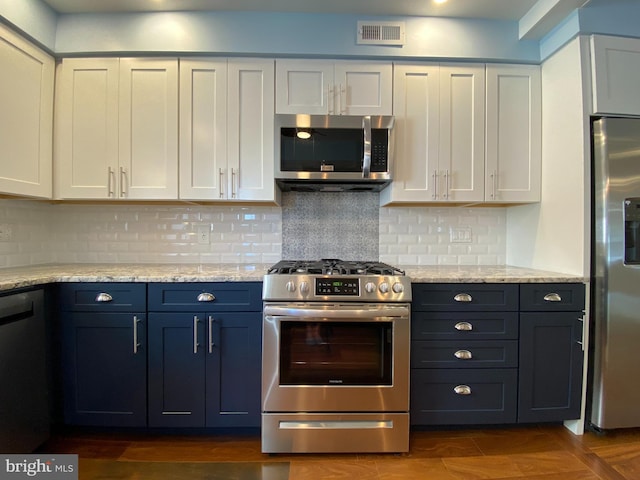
[434,0,448,4]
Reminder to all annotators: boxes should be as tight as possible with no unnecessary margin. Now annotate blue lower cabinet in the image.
[61,312,147,427]
[148,311,262,428]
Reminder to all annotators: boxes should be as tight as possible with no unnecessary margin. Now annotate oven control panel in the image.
[315,278,359,296]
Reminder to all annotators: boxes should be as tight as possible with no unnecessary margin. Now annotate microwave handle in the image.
[362,115,372,178]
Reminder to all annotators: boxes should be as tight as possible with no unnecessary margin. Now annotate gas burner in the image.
[267,259,405,276]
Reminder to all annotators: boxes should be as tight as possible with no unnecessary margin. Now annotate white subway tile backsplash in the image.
[0,196,505,268]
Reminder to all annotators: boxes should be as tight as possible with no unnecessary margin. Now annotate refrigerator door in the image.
[591,117,640,429]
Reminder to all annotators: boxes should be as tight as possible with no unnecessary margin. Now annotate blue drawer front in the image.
[412,284,519,312]
[411,312,518,340]
[58,283,146,311]
[148,282,262,312]
[412,340,518,369]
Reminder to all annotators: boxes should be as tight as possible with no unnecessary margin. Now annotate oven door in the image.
[262,303,410,413]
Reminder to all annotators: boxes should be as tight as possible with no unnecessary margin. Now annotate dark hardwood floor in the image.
[37,424,640,479]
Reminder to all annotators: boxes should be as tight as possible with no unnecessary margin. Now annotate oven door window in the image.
[279,321,392,385]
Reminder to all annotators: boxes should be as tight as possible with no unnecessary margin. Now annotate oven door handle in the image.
[263,305,409,319]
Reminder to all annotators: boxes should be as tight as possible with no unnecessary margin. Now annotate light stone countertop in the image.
[0,263,586,292]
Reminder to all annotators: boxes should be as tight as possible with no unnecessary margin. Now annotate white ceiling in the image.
[40,0,540,21]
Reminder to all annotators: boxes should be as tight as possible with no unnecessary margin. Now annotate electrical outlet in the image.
[0,224,12,242]
[196,224,210,245]
[450,226,472,243]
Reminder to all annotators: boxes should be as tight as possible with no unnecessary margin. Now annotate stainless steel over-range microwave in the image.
[275,114,395,192]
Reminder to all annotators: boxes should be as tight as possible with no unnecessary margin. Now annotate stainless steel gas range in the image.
[261,259,411,453]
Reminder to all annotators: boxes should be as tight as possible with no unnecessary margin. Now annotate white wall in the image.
[505,36,590,276]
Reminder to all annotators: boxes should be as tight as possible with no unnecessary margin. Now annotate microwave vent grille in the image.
[357,21,405,46]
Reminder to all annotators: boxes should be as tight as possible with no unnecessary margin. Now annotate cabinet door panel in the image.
[148,313,205,427]
[275,60,332,114]
[486,64,541,203]
[206,312,262,427]
[61,312,146,426]
[0,25,53,198]
[55,58,119,199]
[179,59,227,200]
[518,312,584,422]
[335,61,392,116]
[119,58,178,199]
[228,59,275,201]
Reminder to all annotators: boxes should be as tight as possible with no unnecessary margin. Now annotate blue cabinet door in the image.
[205,312,262,428]
[61,312,147,426]
[148,312,206,427]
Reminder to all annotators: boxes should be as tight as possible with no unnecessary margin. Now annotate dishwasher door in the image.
[0,289,49,452]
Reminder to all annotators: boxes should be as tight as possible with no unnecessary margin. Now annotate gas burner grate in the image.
[267,259,405,276]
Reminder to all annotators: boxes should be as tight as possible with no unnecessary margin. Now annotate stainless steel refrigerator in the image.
[590,116,640,430]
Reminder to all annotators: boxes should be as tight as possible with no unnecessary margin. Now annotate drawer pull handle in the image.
[454,322,473,331]
[95,293,113,302]
[454,293,472,302]
[197,292,216,302]
[454,350,473,360]
[543,293,562,302]
[454,385,472,395]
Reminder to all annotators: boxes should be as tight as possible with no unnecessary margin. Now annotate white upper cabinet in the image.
[55,58,179,200]
[485,64,541,203]
[275,60,392,115]
[591,35,640,116]
[381,63,485,205]
[180,58,275,201]
[0,24,54,199]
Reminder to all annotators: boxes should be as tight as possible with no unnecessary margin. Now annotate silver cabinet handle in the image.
[454,350,473,360]
[197,292,215,302]
[543,293,562,302]
[219,167,225,198]
[231,168,237,198]
[454,385,472,395]
[454,322,473,331]
[95,292,113,302]
[490,170,497,199]
[432,170,438,199]
[340,83,346,115]
[328,84,334,115]
[443,169,450,199]
[454,293,472,302]
[208,316,215,354]
[108,167,115,197]
[193,316,200,354]
[133,316,141,354]
[120,166,127,197]
[362,115,372,178]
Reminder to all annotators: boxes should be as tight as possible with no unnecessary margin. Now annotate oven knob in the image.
[285,281,296,292]
[299,281,309,294]
[365,282,376,294]
[379,282,390,294]
[392,282,404,294]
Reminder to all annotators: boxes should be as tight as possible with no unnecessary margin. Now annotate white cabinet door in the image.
[0,25,53,199]
[439,64,485,202]
[227,59,275,201]
[334,61,392,116]
[381,64,440,204]
[275,60,392,115]
[382,63,483,205]
[485,64,541,203]
[55,58,119,199]
[179,59,228,200]
[119,58,179,199]
[591,35,640,116]
[56,57,179,200]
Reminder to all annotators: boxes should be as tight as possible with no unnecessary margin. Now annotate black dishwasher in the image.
[0,288,49,452]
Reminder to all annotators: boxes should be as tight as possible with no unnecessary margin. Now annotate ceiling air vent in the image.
[357,21,405,46]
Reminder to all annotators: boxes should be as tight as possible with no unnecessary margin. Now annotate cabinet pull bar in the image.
[193,316,200,354]
[454,350,473,360]
[95,292,113,302]
[328,84,334,114]
[454,293,472,302]
[432,170,438,199]
[133,316,141,354]
[340,84,346,115]
[197,292,215,302]
[108,167,115,197]
[444,169,450,199]
[231,168,237,198]
[454,385,472,395]
[491,170,497,199]
[543,293,562,302]
[120,167,127,197]
[219,168,225,198]
[454,322,473,331]
[208,316,215,353]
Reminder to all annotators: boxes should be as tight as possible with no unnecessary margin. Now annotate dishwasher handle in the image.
[0,294,34,326]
